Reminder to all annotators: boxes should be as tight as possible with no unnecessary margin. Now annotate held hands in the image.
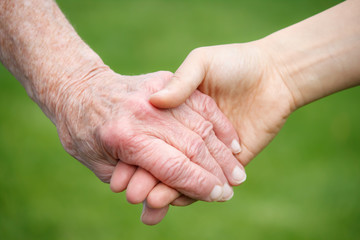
[138,41,297,224]
[3,0,358,228]
[55,68,246,212]
[144,1,360,224]
[56,40,297,225]
[0,0,248,227]
[151,42,296,166]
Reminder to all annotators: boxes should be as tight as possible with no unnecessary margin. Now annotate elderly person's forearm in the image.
[0,0,245,202]
[0,0,105,123]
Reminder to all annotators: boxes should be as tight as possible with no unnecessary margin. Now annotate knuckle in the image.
[210,144,230,163]
[155,70,173,79]
[156,155,189,186]
[151,154,214,200]
[185,137,220,176]
[170,74,183,87]
[188,92,219,118]
[194,174,207,192]
[190,47,207,58]
[186,136,206,159]
[202,95,218,113]
[143,73,172,93]
[126,97,156,119]
[98,119,148,161]
[121,136,152,165]
[93,163,114,183]
[194,120,214,139]
[126,187,145,204]
[98,122,125,153]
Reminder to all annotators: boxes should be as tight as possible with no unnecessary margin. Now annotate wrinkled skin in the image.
[56,69,244,204]
[145,41,296,224]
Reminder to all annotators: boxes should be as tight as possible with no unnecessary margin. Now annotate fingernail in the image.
[210,185,223,201]
[221,183,234,201]
[232,166,247,185]
[141,201,147,219]
[231,139,242,154]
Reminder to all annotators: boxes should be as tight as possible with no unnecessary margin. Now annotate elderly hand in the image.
[106,69,250,225]
[0,0,247,226]
[57,69,246,202]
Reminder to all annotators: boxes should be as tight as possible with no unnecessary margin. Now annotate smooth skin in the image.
[136,0,360,225]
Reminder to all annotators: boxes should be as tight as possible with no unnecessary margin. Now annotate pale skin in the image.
[133,0,360,224]
[2,0,359,226]
[0,0,248,224]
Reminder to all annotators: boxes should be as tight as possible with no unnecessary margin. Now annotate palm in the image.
[198,44,295,165]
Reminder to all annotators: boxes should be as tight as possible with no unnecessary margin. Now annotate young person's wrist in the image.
[260,0,360,110]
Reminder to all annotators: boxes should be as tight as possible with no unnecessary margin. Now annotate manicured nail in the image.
[210,185,223,201]
[232,166,247,185]
[221,183,234,201]
[231,139,242,154]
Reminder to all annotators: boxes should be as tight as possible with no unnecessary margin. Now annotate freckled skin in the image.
[0,0,243,210]
[62,69,241,201]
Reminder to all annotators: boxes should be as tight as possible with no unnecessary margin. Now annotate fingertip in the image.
[109,162,136,193]
[146,192,168,209]
[171,196,197,206]
[141,201,169,226]
[220,183,234,201]
[209,185,224,201]
[150,88,188,109]
[110,181,126,193]
[126,168,158,204]
[146,183,181,209]
[231,166,247,185]
[149,89,172,108]
[231,139,242,154]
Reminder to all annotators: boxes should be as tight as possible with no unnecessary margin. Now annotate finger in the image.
[153,122,234,200]
[101,114,226,201]
[171,196,196,206]
[122,137,225,202]
[126,168,158,204]
[110,161,136,193]
[151,116,229,185]
[149,48,207,108]
[146,183,181,208]
[146,183,197,208]
[141,200,169,226]
[205,131,246,187]
[134,112,229,188]
[186,91,243,155]
[170,104,246,188]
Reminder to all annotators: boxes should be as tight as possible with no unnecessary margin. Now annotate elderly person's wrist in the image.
[36,51,108,126]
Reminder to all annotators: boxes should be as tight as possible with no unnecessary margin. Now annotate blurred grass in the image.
[1,0,359,239]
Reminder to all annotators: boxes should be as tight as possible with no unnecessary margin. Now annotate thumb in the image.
[150,49,207,108]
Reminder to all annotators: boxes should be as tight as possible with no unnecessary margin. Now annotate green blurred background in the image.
[1,0,359,239]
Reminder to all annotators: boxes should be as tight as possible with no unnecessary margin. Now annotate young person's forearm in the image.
[263,0,360,108]
[0,0,105,123]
